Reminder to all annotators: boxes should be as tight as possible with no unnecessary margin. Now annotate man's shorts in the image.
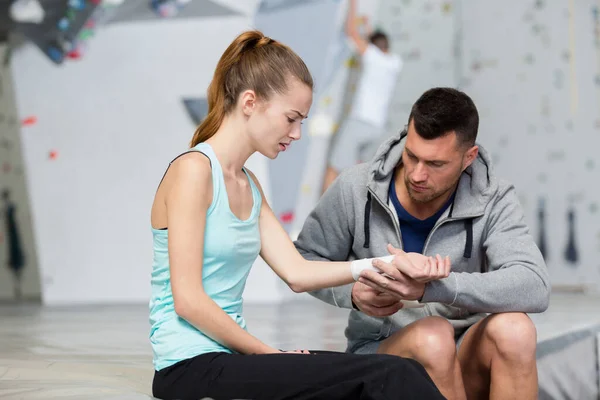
[347,323,475,355]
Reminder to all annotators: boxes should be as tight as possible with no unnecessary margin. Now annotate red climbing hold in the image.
[49,150,58,160]
[280,211,294,224]
[22,116,37,126]
[67,50,82,59]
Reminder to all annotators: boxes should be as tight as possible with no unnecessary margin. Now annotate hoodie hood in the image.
[361,129,499,254]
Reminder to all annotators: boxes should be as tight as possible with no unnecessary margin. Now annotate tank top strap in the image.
[241,166,262,217]
[189,143,225,214]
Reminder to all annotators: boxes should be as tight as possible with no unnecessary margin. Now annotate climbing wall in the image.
[254,0,350,239]
[289,0,382,239]
[291,0,600,293]
[0,44,42,302]
[459,0,600,293]
[9,1,267,305]
[376,0,459,132]
[290,0,456,238]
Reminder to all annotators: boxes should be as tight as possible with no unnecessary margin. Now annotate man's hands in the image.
[371,244,451,283]
[351,284,404,317]
[351,245,451,317]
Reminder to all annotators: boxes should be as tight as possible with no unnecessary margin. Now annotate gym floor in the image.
[0,293,597,399]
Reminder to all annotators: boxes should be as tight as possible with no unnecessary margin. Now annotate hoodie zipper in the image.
[367,187,404,250]
[369,186,483,254]
[369,186,484,318]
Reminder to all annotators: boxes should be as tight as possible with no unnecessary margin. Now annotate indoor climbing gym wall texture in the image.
[0,44,42,302]
[5,0,600,306]
[459,0,600,293]
[291,0,459,240]
[376,0,459,132]
[290,0,382,240]
[254,0,349,242]
[324,0,600,293]
[9,0,280,305]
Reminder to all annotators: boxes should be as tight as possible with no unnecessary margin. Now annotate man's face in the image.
[401,120,478,204]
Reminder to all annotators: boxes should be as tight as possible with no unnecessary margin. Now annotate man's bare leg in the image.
[457,313,538,400]
[377,316,466,400]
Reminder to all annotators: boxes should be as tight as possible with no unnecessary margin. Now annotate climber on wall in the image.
[322,0,403,193]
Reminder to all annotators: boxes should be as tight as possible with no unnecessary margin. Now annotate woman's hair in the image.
[190,30,313,147]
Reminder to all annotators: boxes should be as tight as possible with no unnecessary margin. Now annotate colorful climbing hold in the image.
[22,116,37,126]
[58,17,69,31]
[47,46,64,63]
[441,2,452,14]
[49,150,58,160]
[280,211,294,224]
[78,29,94,41]
[67,49,82,60]
[345,56,359,68]
[68,0,85,10]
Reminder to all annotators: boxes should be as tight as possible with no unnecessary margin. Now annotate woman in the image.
[149,30,447,400]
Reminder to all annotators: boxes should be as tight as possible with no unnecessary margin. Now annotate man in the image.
[295,87,550,400]
[323,0,402,192]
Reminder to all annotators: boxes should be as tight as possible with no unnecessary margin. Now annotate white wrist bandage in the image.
[350,255,394,281]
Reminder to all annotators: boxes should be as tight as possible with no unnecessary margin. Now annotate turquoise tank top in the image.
[149,142,262,371]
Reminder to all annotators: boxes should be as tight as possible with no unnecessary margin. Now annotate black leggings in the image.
[152,350,445,400]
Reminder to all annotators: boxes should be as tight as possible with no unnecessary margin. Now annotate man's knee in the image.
[399,317,457,368]
[484,313,537,361]
[414,317,456,364]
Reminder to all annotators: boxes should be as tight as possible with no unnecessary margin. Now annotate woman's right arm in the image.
[166,154,279,355]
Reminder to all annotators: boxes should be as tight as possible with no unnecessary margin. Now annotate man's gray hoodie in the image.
[294,130,550,348]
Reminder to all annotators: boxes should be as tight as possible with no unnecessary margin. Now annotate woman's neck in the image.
[205,114,255,175]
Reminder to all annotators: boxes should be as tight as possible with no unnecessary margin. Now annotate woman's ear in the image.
[240,89,257,116]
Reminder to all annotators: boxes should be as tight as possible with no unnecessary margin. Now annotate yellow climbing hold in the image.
[345,56,359,68]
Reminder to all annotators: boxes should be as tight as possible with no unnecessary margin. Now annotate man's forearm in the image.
[422,266,550,313]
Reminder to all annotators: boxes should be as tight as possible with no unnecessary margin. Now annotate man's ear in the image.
[462,145,479,170]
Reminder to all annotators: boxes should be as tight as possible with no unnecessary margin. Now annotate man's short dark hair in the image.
[408,87,479,147]
[368,30,389,52]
